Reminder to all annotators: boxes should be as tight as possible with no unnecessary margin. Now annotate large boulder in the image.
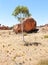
[13,17,37,33]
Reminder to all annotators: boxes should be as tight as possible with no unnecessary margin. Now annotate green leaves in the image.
[12,5,31,20]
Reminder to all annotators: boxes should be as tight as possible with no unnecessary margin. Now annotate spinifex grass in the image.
[37,59,48,65]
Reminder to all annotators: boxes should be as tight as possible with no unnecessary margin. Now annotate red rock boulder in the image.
[13,17,37,33]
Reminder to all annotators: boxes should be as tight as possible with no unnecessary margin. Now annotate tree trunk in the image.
[21,21,24,42]
[20,19,25,42]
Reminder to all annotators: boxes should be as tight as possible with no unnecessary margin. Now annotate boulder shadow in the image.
[26,29,39,33]
[24,41,41,46]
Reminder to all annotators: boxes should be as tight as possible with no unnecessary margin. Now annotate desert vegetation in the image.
[37,59,48,65]
[44,35,48,38]
[0,27,48,65]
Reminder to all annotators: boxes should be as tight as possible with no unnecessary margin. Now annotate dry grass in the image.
[37,59,48,65]
[0,30,48,65]
[23,32,27,36]
[44,35,48,38]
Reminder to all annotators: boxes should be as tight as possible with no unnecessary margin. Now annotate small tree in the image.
[12,5,31,42]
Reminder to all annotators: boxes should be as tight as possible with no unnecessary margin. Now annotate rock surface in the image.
[0,25,10,30]
[13,17,36,33]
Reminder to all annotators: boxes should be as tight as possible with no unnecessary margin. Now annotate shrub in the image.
[37,59,48,65]
[44,35,48,38]
[23,32,27,36]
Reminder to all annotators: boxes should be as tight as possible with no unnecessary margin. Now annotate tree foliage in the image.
[12,5,31,21]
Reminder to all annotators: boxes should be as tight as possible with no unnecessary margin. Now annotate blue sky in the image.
[0,0,48,26]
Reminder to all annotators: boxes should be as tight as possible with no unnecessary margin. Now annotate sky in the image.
[0,0,48,26]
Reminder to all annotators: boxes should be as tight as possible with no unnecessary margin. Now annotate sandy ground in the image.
[0,30,48,65]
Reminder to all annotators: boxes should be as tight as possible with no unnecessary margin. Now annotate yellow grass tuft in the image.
[37,59,48,65]
[44,35,48,38]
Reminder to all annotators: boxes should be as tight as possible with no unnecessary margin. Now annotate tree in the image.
[12,5,31,42]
